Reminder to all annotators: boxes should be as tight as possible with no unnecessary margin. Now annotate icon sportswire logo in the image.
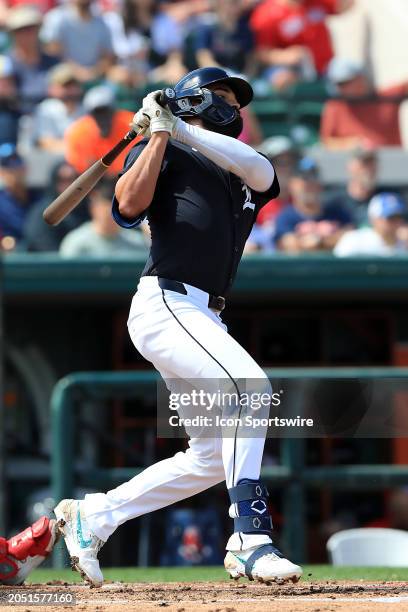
[76,505,92,548]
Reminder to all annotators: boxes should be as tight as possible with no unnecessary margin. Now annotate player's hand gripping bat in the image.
[43,89,173,226]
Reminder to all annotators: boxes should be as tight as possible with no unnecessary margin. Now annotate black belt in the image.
[158,277,226,312]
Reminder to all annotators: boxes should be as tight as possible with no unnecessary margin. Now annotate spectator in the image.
[102,0,150,70]
[32,63,84,153]
[6,5,58,112]
[334,193,408,257]
[0,143,41,245]
[0,55,20,146]
[274,157,353,252]
[192,0,254,74]
[64,85,133,176]
[23,161,89,251]
[257,136,300,224]
[59,179,149,256]
[41,0,115,84]
[326,148,395,228]
[250,0,354,91]
[245,137,299,252]
[321,57,408,149]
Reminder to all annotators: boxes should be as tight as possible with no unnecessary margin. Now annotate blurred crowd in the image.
[246,142,408,256]
[0,0,408,256]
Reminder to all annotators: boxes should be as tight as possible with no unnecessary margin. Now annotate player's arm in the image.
[172,120,274,192]
[114,93,177,221]
[115,132,169,220]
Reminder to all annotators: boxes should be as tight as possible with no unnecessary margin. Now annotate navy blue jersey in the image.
[113,138,279,296]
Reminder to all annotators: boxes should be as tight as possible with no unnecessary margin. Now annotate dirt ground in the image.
[3,581,408,612]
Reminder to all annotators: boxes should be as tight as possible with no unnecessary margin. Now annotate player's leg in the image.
[55,279,300,584]
[55,419,225,585]
[55,365,225,585]
[126,281,302,583]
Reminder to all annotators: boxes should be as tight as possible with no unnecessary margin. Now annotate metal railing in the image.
[50,368,408,566]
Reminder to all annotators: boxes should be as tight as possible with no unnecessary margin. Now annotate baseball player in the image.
[50,67,302,586]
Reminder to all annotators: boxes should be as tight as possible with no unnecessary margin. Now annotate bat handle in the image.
[101,128,140,167]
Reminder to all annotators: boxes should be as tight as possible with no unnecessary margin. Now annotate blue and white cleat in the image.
[224,544,302,584]
[54,499,105,587]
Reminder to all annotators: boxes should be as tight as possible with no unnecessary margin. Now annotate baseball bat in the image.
[43,89,174,226]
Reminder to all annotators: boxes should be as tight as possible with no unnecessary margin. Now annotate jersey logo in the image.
[242,183,255,212]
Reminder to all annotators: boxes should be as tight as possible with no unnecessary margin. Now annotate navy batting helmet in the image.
[164,67,253,138]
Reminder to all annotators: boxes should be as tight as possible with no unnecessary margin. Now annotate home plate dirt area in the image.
[3,581,408,612]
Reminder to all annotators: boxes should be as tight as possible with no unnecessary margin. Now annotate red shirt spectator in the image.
[321,58,407,148]
[250,0,344,75]
[7,0,57,14]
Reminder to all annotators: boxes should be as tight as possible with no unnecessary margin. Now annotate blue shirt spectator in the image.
[193,0,254,73]
[41,0,114,84]
[6,6,58,113]
[0,55,20,146]
[0,144,41,242]
[274,157,353,252]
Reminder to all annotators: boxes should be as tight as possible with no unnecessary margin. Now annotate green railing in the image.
[4,253,408,296]
[51,367,408,567]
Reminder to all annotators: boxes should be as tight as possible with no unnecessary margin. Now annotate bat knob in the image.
[159,88,176,107]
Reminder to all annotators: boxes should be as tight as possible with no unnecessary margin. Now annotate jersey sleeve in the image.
[111,139,150,228]
[251,156,280,211]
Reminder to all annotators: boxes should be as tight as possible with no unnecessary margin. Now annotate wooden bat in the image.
[42,128,141,226]
[42,89,174,226]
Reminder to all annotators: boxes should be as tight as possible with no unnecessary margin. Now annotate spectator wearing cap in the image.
[6,6,58,113]
[325,148,398,228]
[0,55,20,146]
[334,193,408,256]
[0,143,42,245]
[250,0,354,91]
[59,178,149,257]
[257,136,300,225]
[41,0,115,84]
[274,157,353,252]
[32,63,84,153]
[245,137,299,253]
[321,57,408,149]
[64,85,133,176]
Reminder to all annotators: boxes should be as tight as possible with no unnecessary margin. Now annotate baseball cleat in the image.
[54,499,105,587]
[224,543,302,584]
[0,516,60,585]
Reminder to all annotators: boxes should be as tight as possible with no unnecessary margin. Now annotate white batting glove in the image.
[141,90,177,135]
[130,109,151,135]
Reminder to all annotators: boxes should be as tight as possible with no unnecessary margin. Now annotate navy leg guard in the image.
[228,479,273,536]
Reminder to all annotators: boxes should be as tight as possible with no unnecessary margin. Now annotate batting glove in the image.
[130,109,151,136]
[141,90,178,135]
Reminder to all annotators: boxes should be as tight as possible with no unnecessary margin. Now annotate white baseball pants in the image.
[83,277,271,549]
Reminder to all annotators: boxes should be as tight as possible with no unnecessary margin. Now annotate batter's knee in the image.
[184,437,224,479]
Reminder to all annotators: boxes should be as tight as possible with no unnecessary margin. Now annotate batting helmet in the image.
[164,67,253,138]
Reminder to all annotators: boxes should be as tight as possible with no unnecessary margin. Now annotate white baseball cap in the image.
[83,86,115,112]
